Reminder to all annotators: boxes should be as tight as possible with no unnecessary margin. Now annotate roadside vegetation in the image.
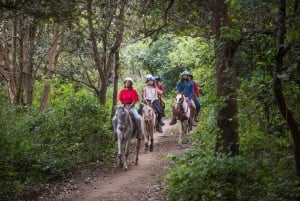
[1,1,299,200]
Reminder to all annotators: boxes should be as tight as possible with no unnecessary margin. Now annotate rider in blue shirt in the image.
[170,70,195,125]
[176,71,194,100]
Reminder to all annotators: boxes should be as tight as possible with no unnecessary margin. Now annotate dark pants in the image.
[193,97,201,115]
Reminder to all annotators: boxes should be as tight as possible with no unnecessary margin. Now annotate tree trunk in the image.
[86,0,126,105]
[22,21,36,105]
[112,50,120,119]
[0,19,17,105]
[211,0,239,156]
[39,24,62,111]
[273,0,300,177]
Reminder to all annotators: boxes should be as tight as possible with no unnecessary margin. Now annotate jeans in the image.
[193,97,201,115]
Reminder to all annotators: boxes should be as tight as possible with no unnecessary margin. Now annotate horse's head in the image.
[175,93,185,105]
[175,93,189,119]
[142,103,154,122]
[115,105,129,129]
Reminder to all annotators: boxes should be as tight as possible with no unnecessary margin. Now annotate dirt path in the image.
[35,119,191,201]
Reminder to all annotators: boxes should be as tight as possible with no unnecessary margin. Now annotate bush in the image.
[165,149,250,201]
[0,88,115,200]
[165,146,300,201]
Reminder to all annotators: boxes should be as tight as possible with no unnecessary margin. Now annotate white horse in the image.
[141,102,156,152]
[174,94,192,145]
[114,105,141,170]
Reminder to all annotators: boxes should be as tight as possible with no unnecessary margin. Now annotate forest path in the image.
[35,119,192,201]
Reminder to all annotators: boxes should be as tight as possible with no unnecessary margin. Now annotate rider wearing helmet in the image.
[112,77,142,141]
[169,70,195,125]
[154,76,165,123]
[141,76,164,133]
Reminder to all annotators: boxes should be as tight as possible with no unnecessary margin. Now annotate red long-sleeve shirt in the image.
[118,88,139,104]
[193,81,200,98]
[156,81,164,91]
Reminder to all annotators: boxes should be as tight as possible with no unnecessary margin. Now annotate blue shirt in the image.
[176,79,194,100]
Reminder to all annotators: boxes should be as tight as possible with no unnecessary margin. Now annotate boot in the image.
[194,115,200,122]
[157,124,163,133]
[169,117,177,125]
[160,119,165,126]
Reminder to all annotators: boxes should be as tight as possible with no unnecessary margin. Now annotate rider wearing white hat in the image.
[112,77,142,141]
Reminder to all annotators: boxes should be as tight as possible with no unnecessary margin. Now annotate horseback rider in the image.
[112,77,142,141]
[154,76,166,123]
[141,76,164,133]
[189,74,201,122]
[169,70,196,125]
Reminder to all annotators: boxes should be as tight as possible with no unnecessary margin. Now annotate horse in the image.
[174,93,196,145]
[114,105,141,170]
[141,102,156,152]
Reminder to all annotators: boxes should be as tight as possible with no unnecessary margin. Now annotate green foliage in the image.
[165,145,300,201]
[121,35,214,95]
[164,37,300,200]
[0,84,114,200]
[166,149,250,201]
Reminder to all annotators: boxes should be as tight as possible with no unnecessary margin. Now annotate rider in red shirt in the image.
[112,77,142,141]
[118,86,139,104]
[190,74,201,122]
[155,76,165,125]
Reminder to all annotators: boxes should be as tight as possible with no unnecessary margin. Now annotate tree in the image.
[39,23,64,111]
[273,0,300,176]
[0,13,37,106]
[86,0,125,104]
[211,1,239,155]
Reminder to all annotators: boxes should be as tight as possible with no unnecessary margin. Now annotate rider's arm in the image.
[157,88,162,96]
[143,86,147,101]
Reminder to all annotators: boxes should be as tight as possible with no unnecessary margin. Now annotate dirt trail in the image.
[35,119,191,201]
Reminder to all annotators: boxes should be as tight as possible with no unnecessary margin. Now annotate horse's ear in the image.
[141,102,145,106]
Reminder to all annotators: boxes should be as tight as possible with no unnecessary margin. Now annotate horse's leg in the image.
[149,125,154,152]
[135,137,140,166]
[143,127,148,152]
[150,137,154,152]
[117,134,124,168]
[144,134,149,152]
[178,121,183,145]
[184,120,189,143]
[123,140,130,171]
[144,142,149,152]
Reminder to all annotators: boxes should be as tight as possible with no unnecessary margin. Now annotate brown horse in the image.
[141,102,156,152]
[174,94,196,145]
